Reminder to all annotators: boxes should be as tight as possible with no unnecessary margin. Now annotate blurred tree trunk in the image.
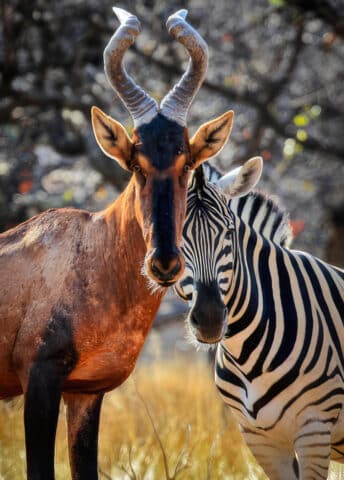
[326,208,344,268]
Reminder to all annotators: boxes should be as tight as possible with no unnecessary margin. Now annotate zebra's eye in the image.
[177,147,184,156]
[225,231,231,240]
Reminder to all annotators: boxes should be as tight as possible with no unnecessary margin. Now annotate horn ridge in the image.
[160,10,209,126]
[104,7,158,127]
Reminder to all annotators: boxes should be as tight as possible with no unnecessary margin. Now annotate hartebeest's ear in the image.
[189,111,234,169]
[216,156,263,198]
[91,106,133,171]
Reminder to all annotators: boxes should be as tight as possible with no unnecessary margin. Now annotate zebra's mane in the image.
[194,162,293,248]
[229,192,293,248]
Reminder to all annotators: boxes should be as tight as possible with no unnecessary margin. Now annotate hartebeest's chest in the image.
[65,300,161,393]
[52,247,164,393]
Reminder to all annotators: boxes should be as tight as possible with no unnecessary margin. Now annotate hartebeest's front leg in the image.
[15,312,77,480]
[64,393,104,480]
[24,360,70,480]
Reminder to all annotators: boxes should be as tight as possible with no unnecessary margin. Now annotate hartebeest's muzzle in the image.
[188,281,228,343]
[147,248,185,286]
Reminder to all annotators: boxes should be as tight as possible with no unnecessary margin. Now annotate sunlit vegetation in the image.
[1,357,344,479]
[0,359,266,480]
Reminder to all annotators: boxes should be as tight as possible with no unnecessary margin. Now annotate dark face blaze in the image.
[133,114,190,286]
[175,179,233,344]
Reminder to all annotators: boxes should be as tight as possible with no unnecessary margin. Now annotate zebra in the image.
[175,157,344,480]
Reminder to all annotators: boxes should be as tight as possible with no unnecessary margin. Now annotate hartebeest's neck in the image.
[100,177,165,320]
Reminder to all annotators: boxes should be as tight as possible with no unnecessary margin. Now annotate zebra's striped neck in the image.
[224,216,269,367]
[222,193,293,374]
[223,197,343,381]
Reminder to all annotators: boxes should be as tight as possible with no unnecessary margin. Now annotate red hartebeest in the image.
[0,8,234,480]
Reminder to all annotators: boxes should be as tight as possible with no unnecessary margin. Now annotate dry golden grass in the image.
[0,357,266,480]
[1,356,343,479]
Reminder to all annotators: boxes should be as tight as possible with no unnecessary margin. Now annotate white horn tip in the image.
[112,7,133,23]
[176,9,188,19]
[167,9,188,25]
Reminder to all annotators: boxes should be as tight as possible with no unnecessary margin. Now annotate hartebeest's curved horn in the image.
[160,10,208,126]
[104,7,158,127]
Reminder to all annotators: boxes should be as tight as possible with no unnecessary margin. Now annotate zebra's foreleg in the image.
[294,422,331,480]
[242,429,297,480]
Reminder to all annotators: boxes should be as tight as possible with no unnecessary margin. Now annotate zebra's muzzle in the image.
[189,305,228,344]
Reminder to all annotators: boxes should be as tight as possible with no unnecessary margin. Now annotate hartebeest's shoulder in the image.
[0,208,93,343]
[0,208,110,317]
[0,207,92,253]
[0,204,126,329]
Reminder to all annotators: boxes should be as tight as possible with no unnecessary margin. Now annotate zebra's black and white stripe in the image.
[176,159,344,479]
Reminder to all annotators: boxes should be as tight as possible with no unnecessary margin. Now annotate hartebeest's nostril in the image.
[150,259,162,277]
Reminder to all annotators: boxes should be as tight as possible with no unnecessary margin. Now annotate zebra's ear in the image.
[216,157,263,197]
[189,111,234,168]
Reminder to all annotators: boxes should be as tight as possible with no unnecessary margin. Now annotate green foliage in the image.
[296,129,308,142]
[63,189,73,203]
[284,104,323,159]
[283,138,303,160]
[293,114,309,127]
[268,0,285,7]
[309,105,322,119]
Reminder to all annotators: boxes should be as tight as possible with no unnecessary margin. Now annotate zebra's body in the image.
[176,160,344,479]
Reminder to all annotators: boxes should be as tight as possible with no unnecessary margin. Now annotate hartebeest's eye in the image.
[133,164,147,187]
[179,164,190,187]
[133,164,147,177]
